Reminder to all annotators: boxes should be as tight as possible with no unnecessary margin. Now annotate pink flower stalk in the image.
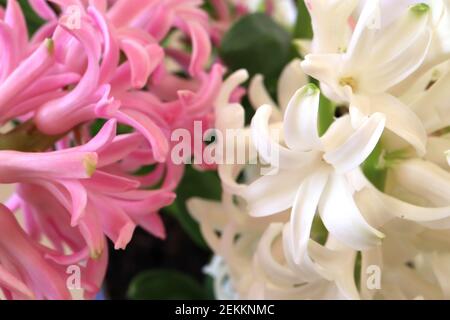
[0,0,236,300]
[3,120,174,299]
[8,120,174,256]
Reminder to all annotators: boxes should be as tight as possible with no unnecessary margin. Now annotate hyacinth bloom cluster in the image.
[0,0,255,299]
[189,0,450,299]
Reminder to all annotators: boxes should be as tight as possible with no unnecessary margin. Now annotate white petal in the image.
[251,104,321,169]
[391,158,450,205]
[277,59,308,113]
[370,94,427,155]
[308,239,361,300]
[218,164,247,195]
[367,29,432,92]
[215,69,249,109]
[248,74,282,120]
[283,84,322,151]
[301,54,344,100]
[215,103,245,132]
[308,0,358,54]
[244,167,311,217]
[256,223,300,286]
[293,39,311,56]
[424,137,450,169]
[319,173,385,249]
[187,197,228,227]
[290,167,329,270]
[323,113,385,173]
[320,115,353,151]
[366,186,450,224]
[282,223,322,281]
[411,70,450,134]
[370,3,431,65]
[186,197,228,252]
[431,252,450,299]
[345,0,380,65]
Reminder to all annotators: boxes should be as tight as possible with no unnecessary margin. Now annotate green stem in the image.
[0,121,66,152]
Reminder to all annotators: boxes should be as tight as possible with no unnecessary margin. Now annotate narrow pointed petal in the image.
[345,0,379,65]
[364,186,450,225]
[324,113,385,173]
[368,30,432,92]
[277,59,308,112]
[248,75,277,111]
[244,167,312,217]
[0,151,97,183]
[371,3,431,65]
[319,174,385,249]
[370,94,427,155]
[391,159,450,205]
[187,21,211,77]
[215,69,248,109]
[251,104,320,168]
[290,168,329,271]
[112,109,169,162]
[283,84,322,152]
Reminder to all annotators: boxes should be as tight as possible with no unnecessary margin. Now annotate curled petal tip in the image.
[303,83,320,96]
[114,223,135,250]
[409,3,430,16]
[45,38,54,54]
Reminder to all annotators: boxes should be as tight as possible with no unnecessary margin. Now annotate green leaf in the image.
[294,0,313,39]
[128,269,207,300]
[165,165,222,249]
[362,142,387,191]
[354,251,362,290]
[318,94,335,136]
[220,13,292,80]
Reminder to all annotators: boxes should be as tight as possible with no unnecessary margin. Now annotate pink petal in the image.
[187,21,211,77]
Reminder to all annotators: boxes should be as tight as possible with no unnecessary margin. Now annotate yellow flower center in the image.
[339,76,358,92]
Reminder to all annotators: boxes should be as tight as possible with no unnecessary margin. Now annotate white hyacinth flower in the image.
[301,1,432,154]
[186,0,450,301]
[187,193,361,299]
[244,84,386,256]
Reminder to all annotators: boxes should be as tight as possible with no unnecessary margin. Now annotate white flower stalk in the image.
[187,193,361,299]
[215,62,308,195]
[302,1,432,155]
[244,84,386,255]
[185,0,450,301]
